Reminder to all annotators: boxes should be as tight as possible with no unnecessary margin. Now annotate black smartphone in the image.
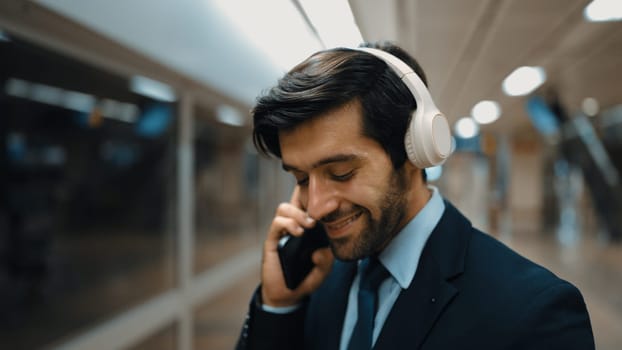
[277,224,329,290]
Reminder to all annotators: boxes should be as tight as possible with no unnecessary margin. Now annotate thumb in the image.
[312,247,334,271]
[296,247,334,294]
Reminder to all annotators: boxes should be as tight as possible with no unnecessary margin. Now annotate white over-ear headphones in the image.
[355,47,452,168]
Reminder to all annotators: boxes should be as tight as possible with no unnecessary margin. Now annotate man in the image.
[236,42,594,349]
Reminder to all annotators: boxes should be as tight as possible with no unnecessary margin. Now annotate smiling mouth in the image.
[324,211,363,231]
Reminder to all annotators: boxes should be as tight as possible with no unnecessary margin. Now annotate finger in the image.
[275,202,315,229]
[311,247,334,270]
[272,216,304,237]
[298,263,334,295]
[264,202,315,255]
[296,248,334,294]
[264,216,302,252]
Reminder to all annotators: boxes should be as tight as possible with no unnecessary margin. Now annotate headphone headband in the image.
[353,47,452,168]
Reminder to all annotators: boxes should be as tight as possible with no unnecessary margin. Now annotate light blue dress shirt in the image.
[339,186,445,350]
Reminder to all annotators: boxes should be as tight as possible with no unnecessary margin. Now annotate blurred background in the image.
[0,0,621,349]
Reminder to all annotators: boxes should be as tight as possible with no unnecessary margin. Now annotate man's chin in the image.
[328,238,360,262]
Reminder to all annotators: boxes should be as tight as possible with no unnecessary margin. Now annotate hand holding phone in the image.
[277,224,329,290]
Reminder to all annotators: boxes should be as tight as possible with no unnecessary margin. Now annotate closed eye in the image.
[331,170,355,182]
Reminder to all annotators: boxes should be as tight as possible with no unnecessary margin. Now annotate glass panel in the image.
[193,109,296,274]
[193,115,260,273]
[191,111,296,346]
[0,33,176,348]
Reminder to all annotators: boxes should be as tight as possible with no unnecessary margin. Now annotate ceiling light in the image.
[63,91,96,113]
[213,0,322,71]
[454,117,479,139]
[130,75,176,102]
[471,100,501,124]
[582,97,600,116]
[216,105,246,126]
[502,66,547,96]
[0,30,9,42]
[30,83,63,105]
[5,78,29,98]
[584,0,622,22]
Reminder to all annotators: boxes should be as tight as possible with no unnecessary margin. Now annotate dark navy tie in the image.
[347,257,389,350]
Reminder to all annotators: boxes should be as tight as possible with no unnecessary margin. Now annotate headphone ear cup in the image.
[404,125,418,167]
[405,110,452,168]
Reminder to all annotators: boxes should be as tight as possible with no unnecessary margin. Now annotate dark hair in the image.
[252,41,428,173]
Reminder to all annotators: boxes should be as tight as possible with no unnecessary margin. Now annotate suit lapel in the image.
[374,249,458,349]
[374,201,471,350]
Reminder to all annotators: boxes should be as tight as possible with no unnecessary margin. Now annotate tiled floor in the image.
[196,230,622,350]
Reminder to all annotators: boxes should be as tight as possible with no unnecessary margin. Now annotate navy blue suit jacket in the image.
[237,202,594,349]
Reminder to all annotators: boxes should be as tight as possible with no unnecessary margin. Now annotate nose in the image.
[304,176,339,221]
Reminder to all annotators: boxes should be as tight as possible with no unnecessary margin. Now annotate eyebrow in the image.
[282,154,360,173]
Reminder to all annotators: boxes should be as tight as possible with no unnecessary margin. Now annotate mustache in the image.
[320,205,366,223]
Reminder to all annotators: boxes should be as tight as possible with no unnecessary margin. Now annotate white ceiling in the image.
[35,0,295,106]
[34,0,622,136]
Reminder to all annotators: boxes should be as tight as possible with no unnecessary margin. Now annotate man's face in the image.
[280,101,414,261]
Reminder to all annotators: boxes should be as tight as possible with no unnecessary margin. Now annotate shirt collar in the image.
[379,185,445,289]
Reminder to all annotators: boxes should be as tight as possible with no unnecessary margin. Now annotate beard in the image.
[328,167,410,261]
